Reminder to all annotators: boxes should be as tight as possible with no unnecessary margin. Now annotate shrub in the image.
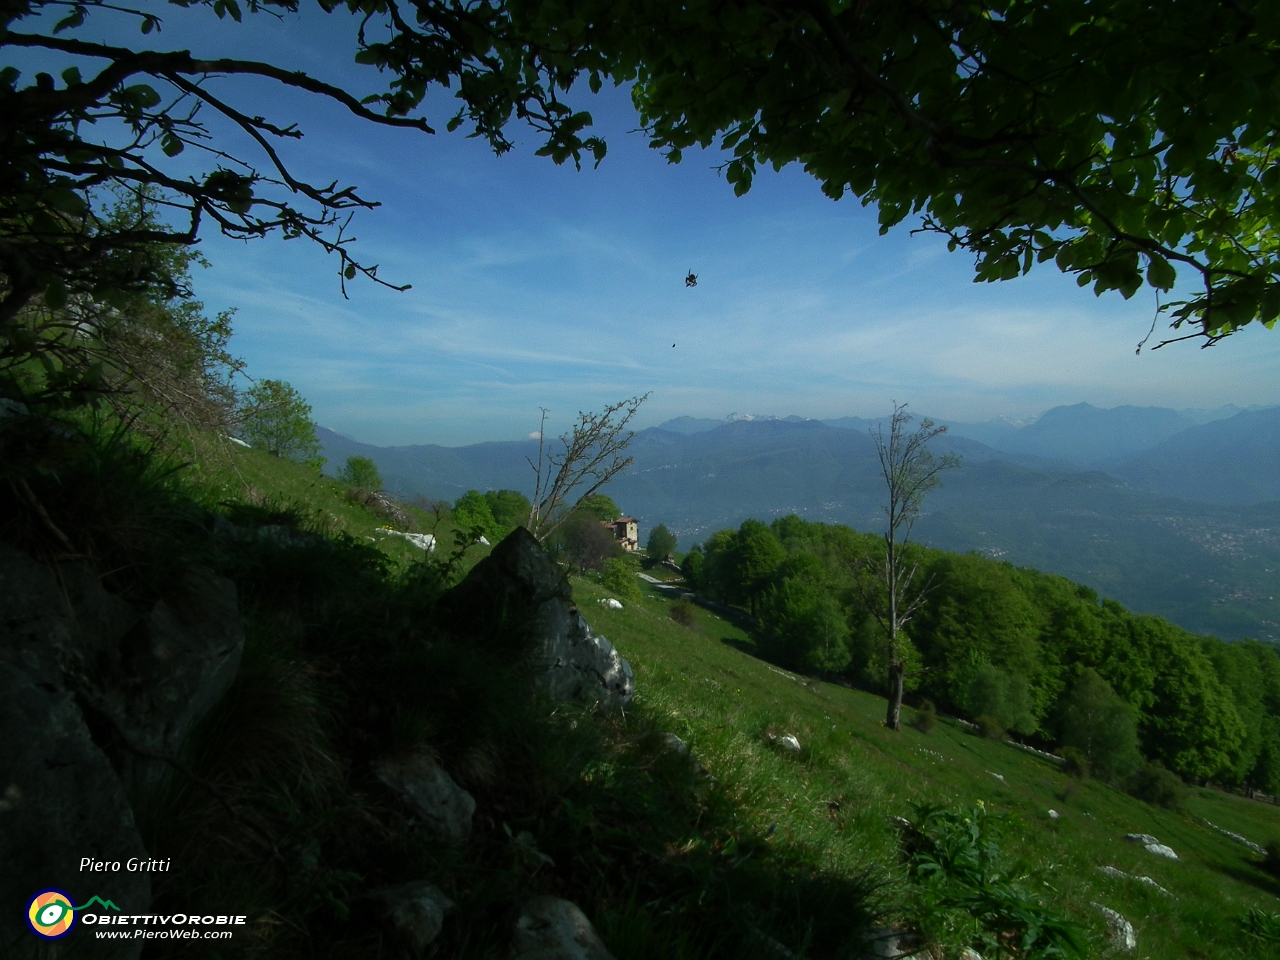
[909,699,937,735]
[669,597,697,627]
[974,714,1006,740]
[602,556,643,602]
[1059,746,1091,779]
[1127,761,1185,811]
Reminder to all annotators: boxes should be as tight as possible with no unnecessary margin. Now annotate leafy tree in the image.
[453,490,498,540]
[553,509,619,574]
[730,519,786,616]
[646,522,677,559]
[549,1,1280,344]
[483,489,532,533]
[1058,669,1142,784]
[0,0,614,330]
[853,403,958,731]
[338,455,382,492]
[757,576,851,674]
[237,379,323,470]
[953,658,1038,737]
[680,544,705,590]
[11,0,1279,387]
[576,493,621,521]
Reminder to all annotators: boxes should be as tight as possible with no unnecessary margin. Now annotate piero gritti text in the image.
[80,857,172,873]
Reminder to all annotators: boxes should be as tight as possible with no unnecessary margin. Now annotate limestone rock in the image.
[1092,903,1137,951]
[767,733,801,754]
[0,659,149,959]
[378,529,437,552]
[439,528,634,709]
[369,881,455,955]
[374,754,475,844]
[598,598,623,610]
[0,543,247,957]
[510,896,615,960]
[1125,833,1178,859]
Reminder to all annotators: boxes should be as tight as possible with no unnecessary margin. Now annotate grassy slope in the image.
[576,574,1280,959]
[194,442,490,572]
[184,445,1280,958]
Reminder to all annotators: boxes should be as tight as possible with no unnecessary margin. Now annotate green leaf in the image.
[61,67,82,87]
[343,263,357,280]
[1146,254,1177,291]
[53,5,87,34]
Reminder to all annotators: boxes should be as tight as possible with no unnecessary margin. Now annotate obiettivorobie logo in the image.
[26,891,119,940]
[26,889,248,942]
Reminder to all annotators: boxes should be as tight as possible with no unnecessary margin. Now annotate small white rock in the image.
[1048,809,1060,819]
[597,598,624,610]
[1125,833,1178,859]
[776,735,801,754]
[1091,903,1137,952]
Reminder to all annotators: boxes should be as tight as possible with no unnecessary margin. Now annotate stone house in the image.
[602,516,639,552]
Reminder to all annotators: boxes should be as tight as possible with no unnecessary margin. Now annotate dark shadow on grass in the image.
[1210,860,1280,899]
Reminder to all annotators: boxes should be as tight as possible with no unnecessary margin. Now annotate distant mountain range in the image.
[317,403,1280,642]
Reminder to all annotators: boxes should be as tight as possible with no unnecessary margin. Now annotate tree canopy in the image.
[683,512,1267,786]
[237,378,323,469]
[6,1,1280,350]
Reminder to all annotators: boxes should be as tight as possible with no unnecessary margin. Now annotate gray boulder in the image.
[510,896,615,960]
[374,754,475,844]
[0,659,149,960]
[439,528,633,709]
[368,881,455,955]
[0,543,246,958]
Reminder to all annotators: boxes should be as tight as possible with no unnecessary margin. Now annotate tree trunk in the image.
[885,660,905,731]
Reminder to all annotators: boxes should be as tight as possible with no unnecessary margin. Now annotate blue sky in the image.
[26,4,1280,445]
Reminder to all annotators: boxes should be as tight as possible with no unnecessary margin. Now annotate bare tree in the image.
[855,403,959,731]
[526,394,649,541]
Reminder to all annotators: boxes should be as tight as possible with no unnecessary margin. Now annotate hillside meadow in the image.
[8,428,1280,959]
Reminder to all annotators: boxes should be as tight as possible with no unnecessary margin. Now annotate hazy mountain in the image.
[944,402,1197,465]
[318,418,1280,642]
[1110,407,1280,505]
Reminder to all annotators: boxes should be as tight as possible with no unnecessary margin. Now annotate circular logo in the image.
[27,890,76,940]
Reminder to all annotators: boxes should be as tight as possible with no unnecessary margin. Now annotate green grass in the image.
[42,432,1279,958]
[576,575,1280,959]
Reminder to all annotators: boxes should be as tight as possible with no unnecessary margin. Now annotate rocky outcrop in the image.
[439,528,633,710]
[374,754,475,844]
[0,543,244,958]
[367,881,455,955]
[510,896,616,960]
